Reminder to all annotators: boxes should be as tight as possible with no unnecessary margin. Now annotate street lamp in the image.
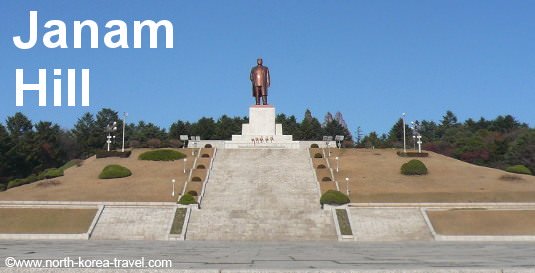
[323,136,333,157]
[183,158,187,174]
[401,113,407,153]
[121,112,128,152]
[171,179,176,197]
[335,156,339,173]
[417,135,423,153]
[345,177,349,196]
[105,122,117,152]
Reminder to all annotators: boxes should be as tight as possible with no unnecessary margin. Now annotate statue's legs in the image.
[262,95,268,105]
[254,87,261,105]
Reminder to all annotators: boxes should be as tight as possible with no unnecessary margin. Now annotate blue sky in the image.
[1,0,534,135]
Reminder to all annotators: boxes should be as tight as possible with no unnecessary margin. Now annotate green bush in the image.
[321,177,332,182]
[401,159,428,175]
[320,190,350,205]
[310,144,319,148]
[187,190,198,196]
[196,164,206,169]
[7,174,39,189]
[204,144,213,148]
[98,164,132,179]
[0,183,6,192]
[201,153,210,158]
[191,176,202,182]
[314,153,323,158]
[138,149,186,161]
[178,193,197,205]
[317,164,326,169]
[505,165,532,175]
[40,168,64,179]
[96,150,131,159]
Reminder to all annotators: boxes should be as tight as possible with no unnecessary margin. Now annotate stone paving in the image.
[187,149,336,240]
[90,206,175,240]
[349,208,433,241]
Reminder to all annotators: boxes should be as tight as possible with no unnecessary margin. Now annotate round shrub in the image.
[178,193,197,205]
[320,190,350,205]
[310,144,319,148]
[138,149,186,161]
[204,144,212,148]
[321,177,332,182]
[0,184,6,192]
[196,164,206,169]
[201,153,210,158]
[314,153,323,158]
[191,176,202,182]
[506,165,532,175]
[317,164,326,169]
[99,164,132,179]
[401,159,428,175]
[187,190,198,196]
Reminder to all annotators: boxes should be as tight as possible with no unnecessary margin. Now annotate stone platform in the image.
[225,105,300,149]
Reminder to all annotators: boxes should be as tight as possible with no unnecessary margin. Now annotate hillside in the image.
[0,149,193,202]
[325,149,535,202]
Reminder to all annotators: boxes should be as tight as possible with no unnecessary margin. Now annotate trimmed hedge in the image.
[314,153,323,158]
[201,153,210,158]
[317,164,326,169]
[204,144,213,148]
[196,164,206,169]
[320,190,350,205]
[321,177,332,182]
[506,165,532,175]
[310,144,319,148]
[96,150,132,159]
[191,176,202,182]
[138,149,186,161]
[0,183,6,192]
[98,164,132,179]
[178,193,197,205]
[397,151,429,157]
[187,190,198,196]
[401,159,428,175]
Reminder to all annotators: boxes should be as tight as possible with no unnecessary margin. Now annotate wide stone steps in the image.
[187,209,334,241]
[186,149,336,241]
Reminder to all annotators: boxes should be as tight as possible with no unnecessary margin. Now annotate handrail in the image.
[197,147,217,206]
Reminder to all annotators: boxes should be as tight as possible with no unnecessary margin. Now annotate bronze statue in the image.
[250,58,270,105]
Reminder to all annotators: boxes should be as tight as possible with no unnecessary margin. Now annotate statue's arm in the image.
[266,68,270,87]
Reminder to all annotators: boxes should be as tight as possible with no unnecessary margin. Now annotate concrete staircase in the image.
[187,149,336,241]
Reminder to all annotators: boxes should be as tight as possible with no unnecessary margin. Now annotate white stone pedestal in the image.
[225,105,299,148]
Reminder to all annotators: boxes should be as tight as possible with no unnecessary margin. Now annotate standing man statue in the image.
[250,58,270,105]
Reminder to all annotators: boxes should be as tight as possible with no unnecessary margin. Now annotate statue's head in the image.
[257,58,263,65]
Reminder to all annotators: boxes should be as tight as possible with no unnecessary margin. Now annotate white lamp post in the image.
[171,179,176,197]
[402,113,407,153]
[417,135,422,153]
[183,158,187,174]
[121,112,128,152]
[345,177,349,196]
[335,156,339,173]
[105,122,117,152]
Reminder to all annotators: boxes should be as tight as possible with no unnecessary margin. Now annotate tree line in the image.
[360,111,534,173]
[0,108,351,186]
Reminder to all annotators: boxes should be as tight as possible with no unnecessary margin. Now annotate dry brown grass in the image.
[428,209,535,235]
[324,148,535,203]
[0,208,97,234]
[0,149,196,202]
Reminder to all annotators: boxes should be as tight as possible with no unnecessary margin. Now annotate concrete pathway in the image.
[90,206,175,240]
[187,149,336,240]
[2,240,535,270]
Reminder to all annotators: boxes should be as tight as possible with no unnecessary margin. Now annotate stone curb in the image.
[349,202,535,208]
[0,201,177,206]
[2,269,533,272]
